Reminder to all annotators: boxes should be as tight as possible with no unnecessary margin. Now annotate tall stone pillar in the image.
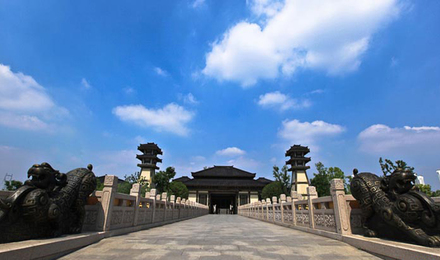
[330,179,351,235]
[280,194,286,223]
[307,186,318,229]
[291,190,300,226]
[130,183,141,226]
[100,175,118,231]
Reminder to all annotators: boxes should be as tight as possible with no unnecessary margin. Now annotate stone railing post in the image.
[258,201,261,219]
[291,190,299,226]
[130,183,141,226]
[307,186,318,229]
[272,196,277,222]
[170,195,175,218]
[280,194,286,223]
[99,175,118,231]
[176,197,181,219]
[266,198,270,221]
[162,192,167,221]
[331,179,351,235]
[181,199,186,218]
[150,189,157,223]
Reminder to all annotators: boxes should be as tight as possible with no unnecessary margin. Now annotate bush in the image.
[168,181,189,199]
[261,181,284,201]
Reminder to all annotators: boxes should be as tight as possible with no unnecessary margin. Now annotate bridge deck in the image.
[60,215,380,260]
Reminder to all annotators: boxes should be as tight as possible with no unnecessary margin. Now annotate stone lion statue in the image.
[351,168,440,247]
[0,162,96,243]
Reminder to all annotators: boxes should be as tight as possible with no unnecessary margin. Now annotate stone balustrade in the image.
[238,179,359,236]
[0,175,209,232]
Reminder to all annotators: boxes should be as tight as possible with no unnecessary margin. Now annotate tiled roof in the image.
[191,166,256,179]
[183,178,267,189]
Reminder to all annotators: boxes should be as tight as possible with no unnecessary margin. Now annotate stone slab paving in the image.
[59,215,381,260]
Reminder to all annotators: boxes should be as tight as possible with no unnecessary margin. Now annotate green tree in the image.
[153,167,176,193]
[114,172,150,197]
[433,190,440,197]
[124,171,149,197]
[310,162,348,197]
[261,181,284,201]
[96,179,104,191]
[414,184,440,197]
[117,182,132,194]
[273,165,290,194]
[379,157,415,176]
[168,181,189,199]
[4,180,23,191]
[416,184,433,197]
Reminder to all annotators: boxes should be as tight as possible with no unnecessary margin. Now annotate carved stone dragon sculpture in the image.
[0,162,96,243]
[351,168,440,247]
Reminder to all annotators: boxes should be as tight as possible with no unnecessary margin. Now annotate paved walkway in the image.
[59,215,380,260]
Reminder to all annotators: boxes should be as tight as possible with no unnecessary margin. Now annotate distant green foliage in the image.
[261,181,284,201]
[96,179,104,191]
[124,171,149,197]
[168,181,189,199]
[415,184,440,197]
[106,172,150,197]
[379,157,415,176]
[4,180,23,191]
[310,162,349,197]
[117,182,132,194]
[272,165,290,195]
[153,167,176,193]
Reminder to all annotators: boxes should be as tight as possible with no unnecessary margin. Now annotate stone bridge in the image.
[1,177,440,260]
[59,215,379,260]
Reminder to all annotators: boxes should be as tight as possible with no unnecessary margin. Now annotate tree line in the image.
[4,166,189,199]
[261,157,440,200]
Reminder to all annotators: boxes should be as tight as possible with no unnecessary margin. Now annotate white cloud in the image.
[81,78,92,89]
[250,0,284,18]
[278,119,345,148]
[308,89,324,95]
[192,0,205,8]
[112,103,194,136]
[203,0,400,87]
[123,86,135,95]
[358,124,440,153]
[0,64,68,132]
[179,93,199,105]
[227,156,260,172]
[94,149,139,177]
[0,64,54,112]
[154,67,168,77]
[192,155,206,162]
[216,147,246,157]
[258,91,310,111]
[0,112,49,131]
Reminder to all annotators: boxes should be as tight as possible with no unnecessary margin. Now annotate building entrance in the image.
[210,194,236,214]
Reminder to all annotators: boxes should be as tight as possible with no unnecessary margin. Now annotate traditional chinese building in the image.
[285,145,311,197]
[174,166,272,214]
[136,143,162,187]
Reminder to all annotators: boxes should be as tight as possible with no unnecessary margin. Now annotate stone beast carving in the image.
[0,162,96,243]
[350,168,440,247]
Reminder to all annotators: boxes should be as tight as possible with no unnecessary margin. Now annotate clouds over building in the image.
[203,0,400,87]
[216,147,246,157]
[112,103,194,136]
[258,91,310,111]
[278,119,345,149]
[0,64,68,132]
[358,124,440,154]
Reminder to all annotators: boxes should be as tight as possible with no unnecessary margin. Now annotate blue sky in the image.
[1,0,440,189]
